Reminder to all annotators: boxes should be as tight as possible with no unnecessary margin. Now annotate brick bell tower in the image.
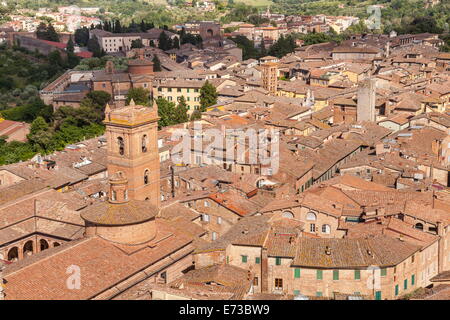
[104,99,160,208]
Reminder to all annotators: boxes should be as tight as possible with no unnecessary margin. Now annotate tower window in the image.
[142,135,148,153]
[117,137,125,155]
[144,170,149,185]
[111,190,117,201]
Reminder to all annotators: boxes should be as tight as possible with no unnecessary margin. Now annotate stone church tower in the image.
[81,100,161,245]
[262,62,278,96]
[104,99,160,208]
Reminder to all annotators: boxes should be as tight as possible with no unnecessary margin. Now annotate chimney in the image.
[261,248,269,293]
[357,78,376,122]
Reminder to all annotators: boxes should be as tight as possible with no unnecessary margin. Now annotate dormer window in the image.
[117,137,125,155]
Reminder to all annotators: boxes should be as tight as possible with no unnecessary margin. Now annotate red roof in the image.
[39,40,93,59]
[41,39,67,49]
[76,51,93,59]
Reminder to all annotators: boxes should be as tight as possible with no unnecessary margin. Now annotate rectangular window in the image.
[241,255,248,263]
[316,291,322,297]
[316,270,323,280]
[177,88,181,92]
[333,270,339,280]
[275,257,281,265]
[168,88,172,92]
[381,268,387,276]
[293,290,300,296]
[255,257,260,264]
[404,279,408,290]
[395,285,399,296]
[294,268,301,278]
[354,270,360,280]
[253,277,258,286]
[274,278,283,290]
[411,274,415,286]
[310,223,316,233]
[217,217,222,224]
[375,291,382,300]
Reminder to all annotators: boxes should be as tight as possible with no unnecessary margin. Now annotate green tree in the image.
[87,35,103,57]
[46,24,59,42]
[158,31,171,51]
[66,36,75,53]
[131,39,144,49]
[174,96,189,123]
[126,88,151,106]
[27,116,53,152]
[156,97,177,128]
[74,27,89,46]
[152,54,162,72]
[199,81,217,112]
[229,35,259,60]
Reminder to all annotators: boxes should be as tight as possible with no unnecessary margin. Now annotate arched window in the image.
[7,247,18,261]
[53,242,60,247]
[142,135,148,153]
[124,190,128,201]
[111,190,117,201]
[306,212,317,221]
[322,224,331,234]
[23,241,33,257]
[415,223,424,230]
[40,239,49,251]
[144,170,149,185]
[117,137,125,155]
[282,211,294,219]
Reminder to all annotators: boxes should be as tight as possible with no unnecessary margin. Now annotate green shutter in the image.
[375,291,382,300]
[275,257,281,265]
[316,270,323,280]
[255,257,260,264]
[226,256,229,264]
[242,255,247,263]
[411,274,415,286]
[293,290,300,295]
[333,270,339,280]
[354,270,360,280]
[395,285,399,296]
[316,291,322,297]
[404,279,408,290]
[381,268,387,276]
[294,268,301,278]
